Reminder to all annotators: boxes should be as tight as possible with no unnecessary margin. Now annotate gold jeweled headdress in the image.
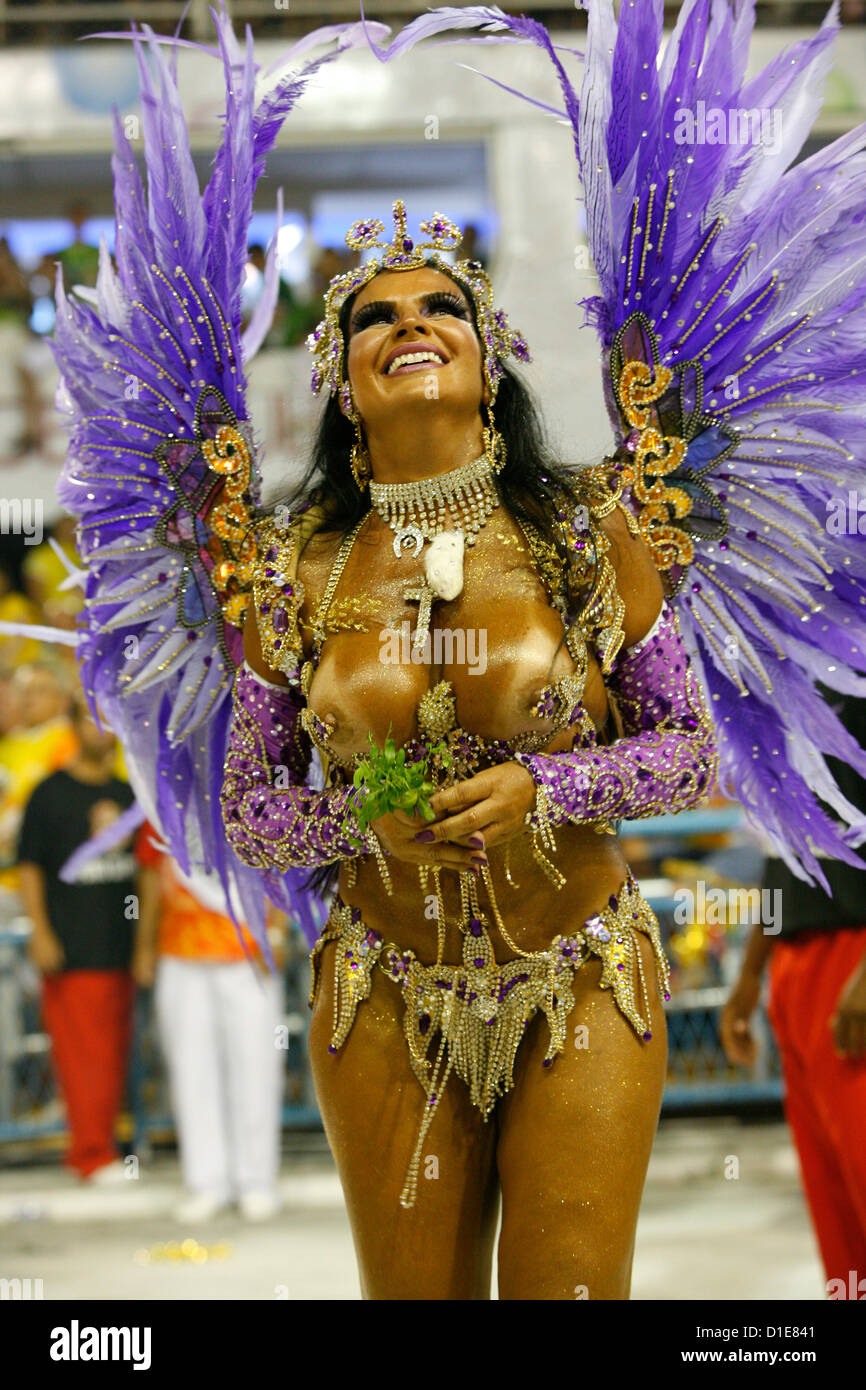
[306,199,531,413]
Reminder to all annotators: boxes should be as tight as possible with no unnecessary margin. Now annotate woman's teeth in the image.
[386,351,444,375]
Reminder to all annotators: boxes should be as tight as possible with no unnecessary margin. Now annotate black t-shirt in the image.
[763,692,866,939]
[17,769,137,971]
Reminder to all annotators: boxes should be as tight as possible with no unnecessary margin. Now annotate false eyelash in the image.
[351,292,470,334]
[424,292,469,318]
[351,300,394,332]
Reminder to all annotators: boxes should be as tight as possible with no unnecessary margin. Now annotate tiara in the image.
[306,199,530,414]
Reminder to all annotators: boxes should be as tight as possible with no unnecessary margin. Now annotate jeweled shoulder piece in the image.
[306,199,531,411]
[148,385,259,669]
[252,517,306,677]
[607,312,737,596]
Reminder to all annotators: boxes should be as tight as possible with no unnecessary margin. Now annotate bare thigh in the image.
[308,939,500,1300]
[495,932,668,1300]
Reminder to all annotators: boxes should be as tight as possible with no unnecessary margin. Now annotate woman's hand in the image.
[370,807,484,874]
[414,763,537,853]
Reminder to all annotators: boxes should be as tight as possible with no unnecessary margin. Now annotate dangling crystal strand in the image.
[369,450,500,549]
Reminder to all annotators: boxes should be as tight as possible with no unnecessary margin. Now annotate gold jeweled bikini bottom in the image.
[309,873,670,1208]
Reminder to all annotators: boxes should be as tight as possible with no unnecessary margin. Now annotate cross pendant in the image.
[403,580,435,657]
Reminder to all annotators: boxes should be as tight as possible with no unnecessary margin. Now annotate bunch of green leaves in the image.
[345,726,451,847]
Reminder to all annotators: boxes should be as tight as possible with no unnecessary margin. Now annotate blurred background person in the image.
[0,660,77,896]
[16,693,138,1183]
[0,554,42,669]
[722,691,866,1298]
[51,200,99,295]
[21,514,83,632]
[243,241,320,350]
[0,234,31,324]
[133,820,287,1224]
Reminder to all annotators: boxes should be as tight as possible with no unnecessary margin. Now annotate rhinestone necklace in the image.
[369,451,500,559]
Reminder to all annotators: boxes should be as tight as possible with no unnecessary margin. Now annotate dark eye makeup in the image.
[350,290,470,334]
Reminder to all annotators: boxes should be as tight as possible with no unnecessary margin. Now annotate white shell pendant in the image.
[424,530,465,601]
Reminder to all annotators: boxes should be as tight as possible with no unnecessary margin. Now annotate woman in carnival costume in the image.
[11,1,866,1298]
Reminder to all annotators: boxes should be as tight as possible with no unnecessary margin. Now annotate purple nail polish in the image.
[469,835,484,849]
[472,855,488,867]
[414,829,435,843]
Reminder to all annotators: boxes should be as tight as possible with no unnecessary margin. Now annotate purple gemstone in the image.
[402,237,414,252]
[643,1031,652,1041]
[469,918,482,938]
[419,1013,430,1035]
[328,1044,337,1055]
[474,957,484,969]
[272,607,288,633]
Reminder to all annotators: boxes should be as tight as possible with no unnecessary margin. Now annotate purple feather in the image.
[59,802,146,885]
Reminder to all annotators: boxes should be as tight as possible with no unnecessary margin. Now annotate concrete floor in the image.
[0,1117,825,1300]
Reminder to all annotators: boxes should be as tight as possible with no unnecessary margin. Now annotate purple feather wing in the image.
[49,10,364,947]
[369,1,866,886]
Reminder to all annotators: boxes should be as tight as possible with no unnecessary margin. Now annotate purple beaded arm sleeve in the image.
[220,664,366,872]
[517,602,719,826]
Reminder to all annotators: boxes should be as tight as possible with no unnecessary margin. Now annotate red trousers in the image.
[768,927,866,1294]
[41,969,134,1179]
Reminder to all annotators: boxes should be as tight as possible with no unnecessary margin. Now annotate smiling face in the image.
[344,266,488,443]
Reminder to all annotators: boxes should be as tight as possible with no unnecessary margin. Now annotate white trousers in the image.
[155,956,284,1200]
